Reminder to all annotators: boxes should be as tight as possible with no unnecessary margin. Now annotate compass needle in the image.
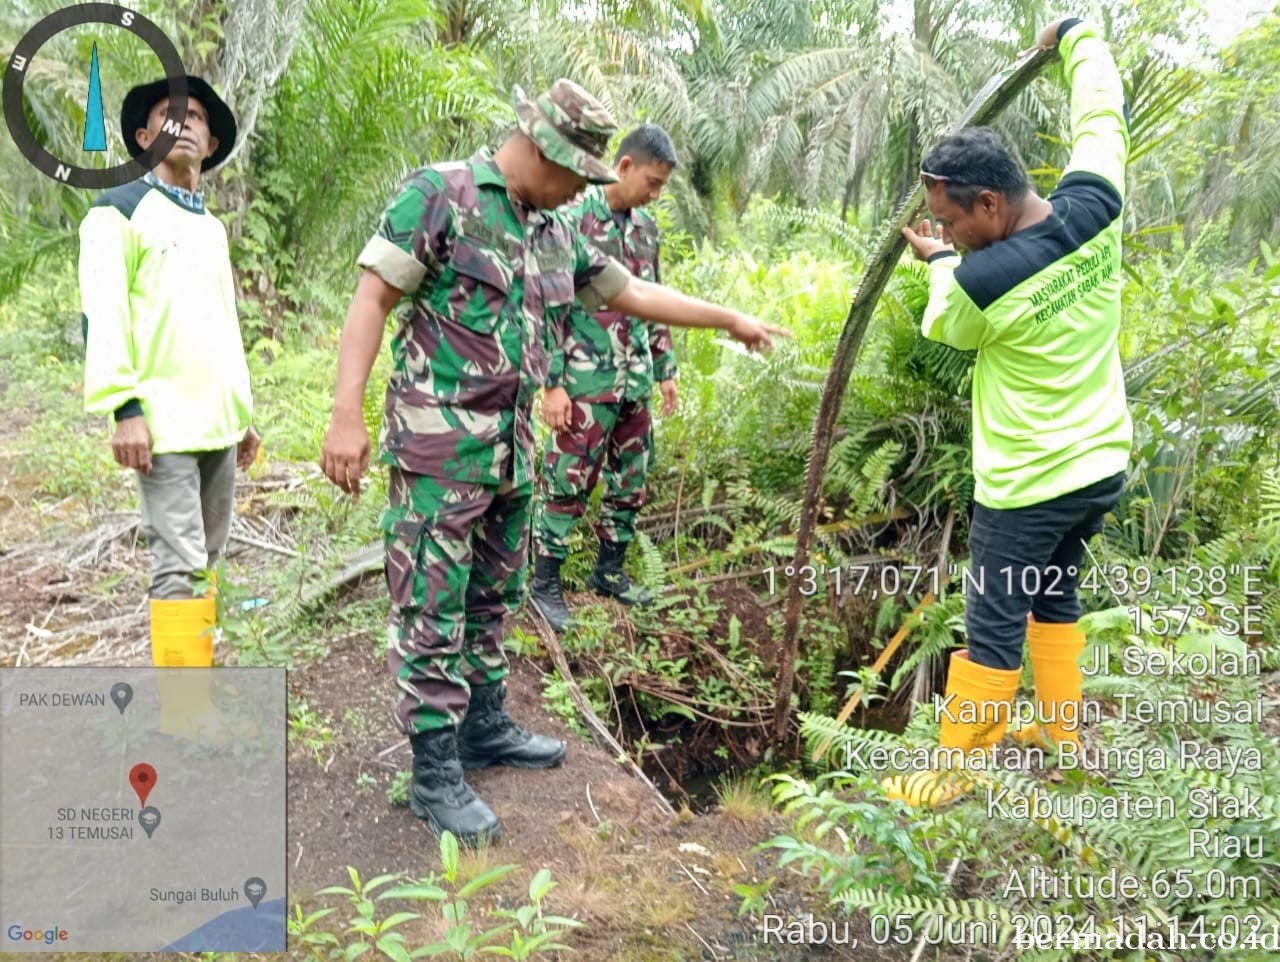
[82,41,107,152]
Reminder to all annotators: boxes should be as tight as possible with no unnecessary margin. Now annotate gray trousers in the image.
[137,448,236,599]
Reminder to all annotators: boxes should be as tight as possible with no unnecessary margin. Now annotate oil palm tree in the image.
[248,0,502,288]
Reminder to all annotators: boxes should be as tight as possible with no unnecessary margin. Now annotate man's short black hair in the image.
[616,123,678,169]
[920,127,1029,210]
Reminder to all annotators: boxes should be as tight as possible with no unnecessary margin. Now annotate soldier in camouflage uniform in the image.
[320,80,783,847]
[531,125,682,631]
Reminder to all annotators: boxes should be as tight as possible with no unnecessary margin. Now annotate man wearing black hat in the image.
[80,76,259,673]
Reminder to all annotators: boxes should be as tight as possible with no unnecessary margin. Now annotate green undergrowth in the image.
[290,833,582,961]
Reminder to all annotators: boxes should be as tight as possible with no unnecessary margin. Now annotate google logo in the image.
[7,924,69,944]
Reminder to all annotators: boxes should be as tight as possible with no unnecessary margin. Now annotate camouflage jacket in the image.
[357,152,631,487]
[546,185,678,403]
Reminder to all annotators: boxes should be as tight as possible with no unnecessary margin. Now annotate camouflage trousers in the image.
[534,398,652,560]
[382,469,533,733]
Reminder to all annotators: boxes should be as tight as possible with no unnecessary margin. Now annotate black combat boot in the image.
[457,682,567,770]
[407,728,501,846]
[529,554,574,632]
[585,539,653,606]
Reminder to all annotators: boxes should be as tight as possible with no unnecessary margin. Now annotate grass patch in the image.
[714,774,774,823]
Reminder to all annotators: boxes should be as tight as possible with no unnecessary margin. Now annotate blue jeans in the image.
[964,472,1124,670]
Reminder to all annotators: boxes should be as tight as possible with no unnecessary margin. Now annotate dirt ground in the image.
[284,620,895,962]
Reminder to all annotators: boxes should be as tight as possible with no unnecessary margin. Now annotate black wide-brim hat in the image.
[120,75,236,171]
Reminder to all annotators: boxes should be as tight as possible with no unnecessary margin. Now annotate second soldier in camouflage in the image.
[531,125,682,630]
[321,80,783,847]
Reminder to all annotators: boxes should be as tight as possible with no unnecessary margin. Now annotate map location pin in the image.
[243,877,266,909]
[138,806,161,838]
[110,682,133,714]
[129,763,157,807]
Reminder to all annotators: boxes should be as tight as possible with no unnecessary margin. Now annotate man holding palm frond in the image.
[890,16,1131,807]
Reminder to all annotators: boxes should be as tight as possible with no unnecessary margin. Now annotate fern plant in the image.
[767,591,1280,960]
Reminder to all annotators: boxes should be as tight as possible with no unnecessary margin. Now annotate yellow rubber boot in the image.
[150,597,218,741]
[1011,618,1086,749]
[149,596,215,666]
[881,651,1021,807]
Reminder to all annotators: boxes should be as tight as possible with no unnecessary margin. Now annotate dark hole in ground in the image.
[586,578,923,812]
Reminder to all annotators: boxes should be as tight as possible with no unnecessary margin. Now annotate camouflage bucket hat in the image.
[513,79,619,184]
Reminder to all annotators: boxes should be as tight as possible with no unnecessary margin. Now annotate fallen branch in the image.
[67,518,140,568]
[228,531,300,558]
[527,606,676,817]
[299,543,382,606]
